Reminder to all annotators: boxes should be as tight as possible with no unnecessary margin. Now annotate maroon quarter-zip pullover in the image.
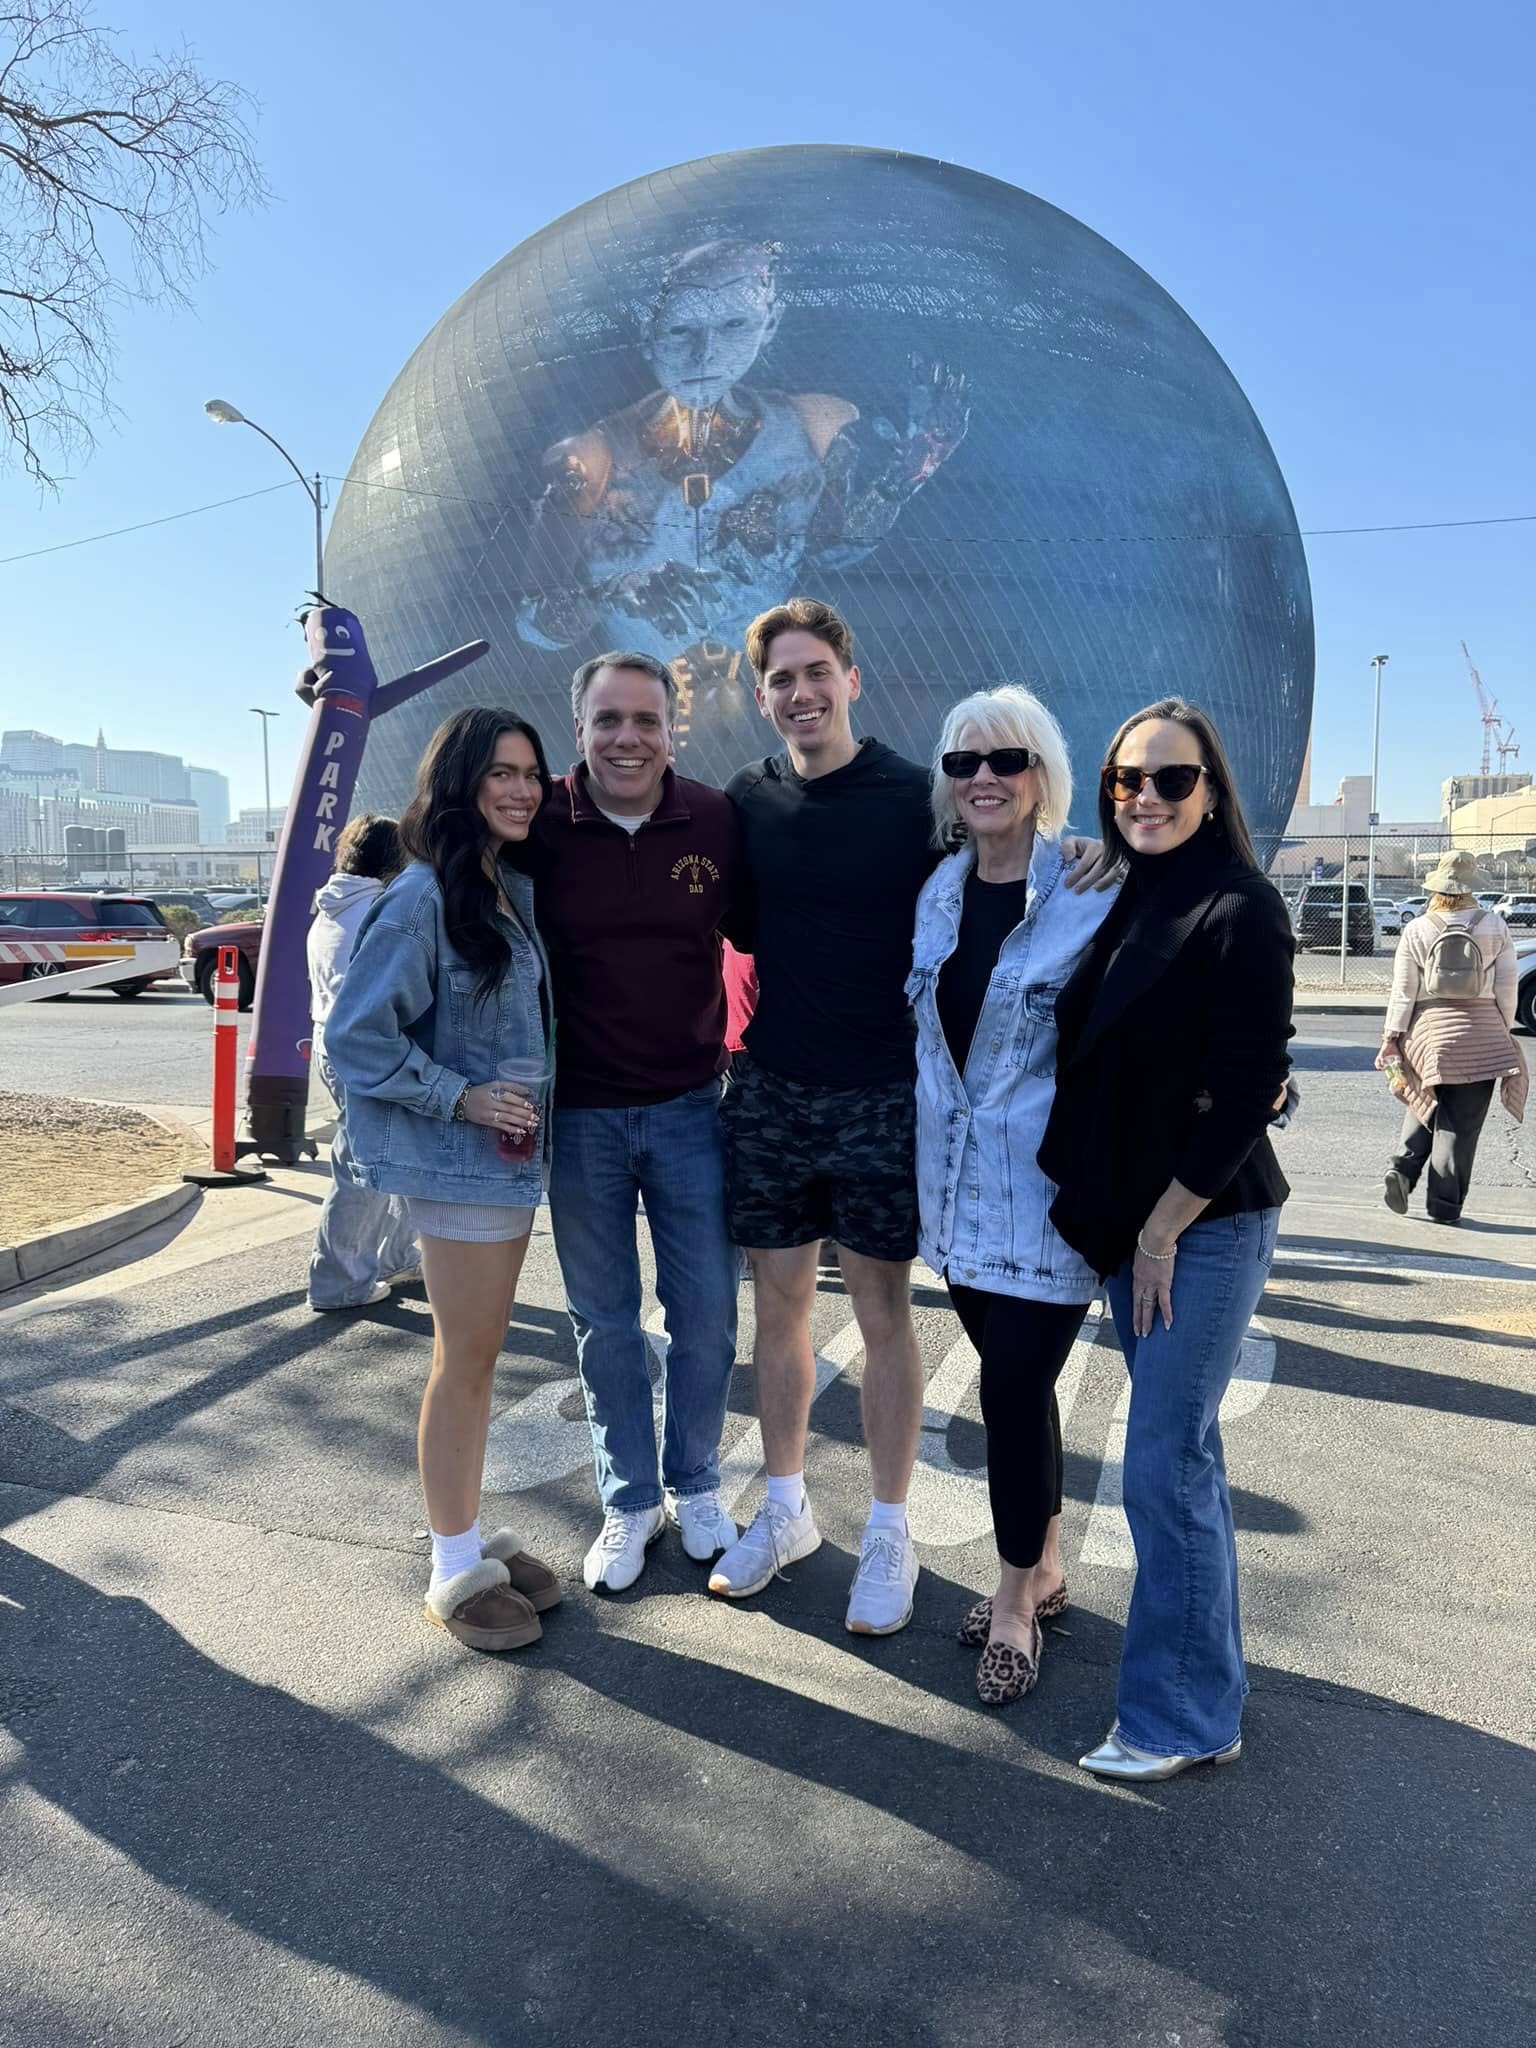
[524,764,750,1109]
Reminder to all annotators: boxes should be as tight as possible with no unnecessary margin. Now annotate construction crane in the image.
[1462,640,1502,776]
[1497,725,1520,770]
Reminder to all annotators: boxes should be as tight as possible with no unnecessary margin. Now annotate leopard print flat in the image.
[957,1581,1069,1648]
[975,1621,1043,1706]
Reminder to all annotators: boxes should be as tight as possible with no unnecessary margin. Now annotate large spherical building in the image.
[329,146,1311,847]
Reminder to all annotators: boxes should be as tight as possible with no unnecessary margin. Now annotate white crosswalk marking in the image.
[1078,1316,1276,1568]
[718,1321,864,1516]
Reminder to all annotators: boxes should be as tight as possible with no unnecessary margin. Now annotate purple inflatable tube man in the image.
[241,603,488,1165]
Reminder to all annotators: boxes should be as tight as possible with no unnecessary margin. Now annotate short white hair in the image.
[929,685,1074,850]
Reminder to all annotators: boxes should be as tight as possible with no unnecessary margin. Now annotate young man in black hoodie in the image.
[714,599,1111,1634]
[711,600,938,1633]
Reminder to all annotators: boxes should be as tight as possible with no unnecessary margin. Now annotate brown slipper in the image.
[958,1582,1069,1648]
[975,1621,1043,1706]
[424,1558,542,1651]
[482,1527,562,1613]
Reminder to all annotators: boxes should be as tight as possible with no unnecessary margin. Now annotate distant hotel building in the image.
[226,805,288,846]
[0,728,230,849]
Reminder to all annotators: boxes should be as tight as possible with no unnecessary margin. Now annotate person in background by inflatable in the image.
[306,812,419,1311]
[326,709,563,1654]
[1378,850,1524,1224]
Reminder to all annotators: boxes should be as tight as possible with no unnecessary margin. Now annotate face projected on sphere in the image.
[646,244,781,410]
[476,731,543,845]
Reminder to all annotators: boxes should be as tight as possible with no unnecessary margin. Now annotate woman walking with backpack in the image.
[1378,851,1525,1224]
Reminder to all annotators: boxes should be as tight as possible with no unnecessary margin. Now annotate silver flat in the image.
[1078,1726,1242,1781]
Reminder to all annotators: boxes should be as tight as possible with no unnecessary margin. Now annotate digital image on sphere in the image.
[328,145,1312,847]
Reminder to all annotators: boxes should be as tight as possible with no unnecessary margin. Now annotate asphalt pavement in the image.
[0,1018,1532,2047]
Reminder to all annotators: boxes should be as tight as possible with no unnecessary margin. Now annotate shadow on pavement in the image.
[3,1539,1529,2047]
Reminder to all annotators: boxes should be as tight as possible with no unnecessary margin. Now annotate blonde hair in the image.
[1429,891,1477,914]
[929,685,1073,851]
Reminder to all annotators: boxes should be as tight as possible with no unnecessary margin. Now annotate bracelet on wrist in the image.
[1136,1234,1177,1261]
[451,1084,471,1122]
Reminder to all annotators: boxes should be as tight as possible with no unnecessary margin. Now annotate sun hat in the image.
[1422,848,1483,896]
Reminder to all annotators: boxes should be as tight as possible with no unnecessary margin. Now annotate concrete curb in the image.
[0,1102,204,1295]
[0,1178,200,1292]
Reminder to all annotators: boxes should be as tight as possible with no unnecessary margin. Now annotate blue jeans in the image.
[308,1056,418,1308]
[1105,1206,1280,1758]
[549,1081,739,1512]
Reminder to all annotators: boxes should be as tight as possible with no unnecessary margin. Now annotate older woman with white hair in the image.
[908,685,1118,1705]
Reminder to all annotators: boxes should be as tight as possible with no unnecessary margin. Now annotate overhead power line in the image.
[1,470,1532,569]
[0,480,300,566]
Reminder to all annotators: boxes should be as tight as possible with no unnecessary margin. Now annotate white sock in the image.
[867,1497,908,1534]
[766,1472,806,1517]
[429,1520,483,1590]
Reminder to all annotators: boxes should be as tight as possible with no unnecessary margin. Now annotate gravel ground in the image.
[0,1091,191,1244]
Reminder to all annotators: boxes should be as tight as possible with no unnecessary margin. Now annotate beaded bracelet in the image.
[1136,1235,1177,1261]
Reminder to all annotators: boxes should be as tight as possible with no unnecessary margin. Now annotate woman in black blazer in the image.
[1039,697,1293,1782]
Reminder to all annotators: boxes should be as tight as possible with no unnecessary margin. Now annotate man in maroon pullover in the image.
[522,651,750,1593]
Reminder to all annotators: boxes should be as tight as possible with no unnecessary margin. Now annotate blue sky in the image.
[2,0,1530,820]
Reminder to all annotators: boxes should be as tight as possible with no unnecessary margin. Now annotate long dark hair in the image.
[1096,697,1260,871]
[399,707,552,994]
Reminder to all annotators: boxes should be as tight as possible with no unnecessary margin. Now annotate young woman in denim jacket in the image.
[326,707,563,1654]
[910,686,1118,1706]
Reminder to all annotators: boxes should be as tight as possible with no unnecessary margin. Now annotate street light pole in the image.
[250,708,278,905]
[1368,654,1389,905]
[204,400,325,594]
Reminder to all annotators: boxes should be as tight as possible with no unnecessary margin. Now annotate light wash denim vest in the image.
[908,839,1118,1301]
[325,860,551,1204]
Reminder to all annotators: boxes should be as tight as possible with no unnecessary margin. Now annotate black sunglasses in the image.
[1101,763,1208,803]
[940,747,1038,780]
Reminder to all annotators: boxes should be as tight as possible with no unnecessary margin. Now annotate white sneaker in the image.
[583,1505,665,1592]
[845,1523,918,1635]
[667,1490,738,1562]
[708,1495,820,1599]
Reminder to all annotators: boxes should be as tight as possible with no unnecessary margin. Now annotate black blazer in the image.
[1039,856,1294,1280]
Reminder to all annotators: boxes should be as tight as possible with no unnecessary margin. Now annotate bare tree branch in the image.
[0,0,267,486]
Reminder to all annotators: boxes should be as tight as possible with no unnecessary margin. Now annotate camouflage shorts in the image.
[720,1052,918,1263]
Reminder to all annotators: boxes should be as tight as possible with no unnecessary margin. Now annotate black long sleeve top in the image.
[1038,830,1295,1280]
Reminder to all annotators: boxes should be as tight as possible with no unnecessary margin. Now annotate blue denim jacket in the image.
[908,839,1118,1302]
[324,861,552,1204]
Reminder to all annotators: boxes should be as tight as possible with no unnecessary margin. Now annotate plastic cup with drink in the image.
[494,1055,551,1163]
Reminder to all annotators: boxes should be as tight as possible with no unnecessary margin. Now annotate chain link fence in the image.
[1,847,274,904]
[4,831,1533,990]
[1257,829,1536,990]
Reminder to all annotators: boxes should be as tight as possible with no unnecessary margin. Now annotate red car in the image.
[0,891,176,998]
[180,918,263,1007]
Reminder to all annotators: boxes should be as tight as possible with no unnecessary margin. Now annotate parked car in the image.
[1493,893,1536,931]
[0,891,176,997]
[1396,896,1428,923]
[1293,880,1378,955]
[1373,897,1405,936]
[1516,939,1536,1033]
[206,891,261,914]
[138,888,219,924]
[180,918,263,1007]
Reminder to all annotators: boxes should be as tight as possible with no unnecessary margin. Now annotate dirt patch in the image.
[0,1092,194,1245]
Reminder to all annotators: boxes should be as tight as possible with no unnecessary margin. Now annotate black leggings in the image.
[946,1283,1092,1570]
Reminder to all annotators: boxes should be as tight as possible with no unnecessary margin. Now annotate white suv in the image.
[1494,893,1536,931]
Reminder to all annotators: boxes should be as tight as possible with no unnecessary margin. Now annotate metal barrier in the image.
[182,946,268,1188]
[0,933,181,1006]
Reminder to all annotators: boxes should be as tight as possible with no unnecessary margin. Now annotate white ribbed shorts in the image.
[404,1198,535,1244]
